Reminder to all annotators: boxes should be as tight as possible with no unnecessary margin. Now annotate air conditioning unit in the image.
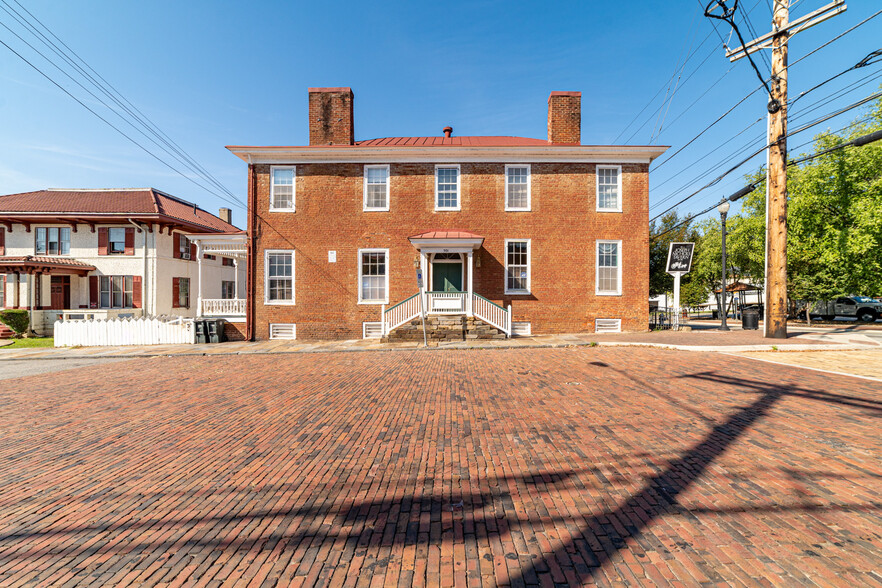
[181,252,191,260]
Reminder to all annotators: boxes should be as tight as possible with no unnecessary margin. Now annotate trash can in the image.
[194,319,208,344]
[207,319,226,344]
[742,308,759,330]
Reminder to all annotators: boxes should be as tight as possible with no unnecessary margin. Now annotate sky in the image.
[1,0,879,229]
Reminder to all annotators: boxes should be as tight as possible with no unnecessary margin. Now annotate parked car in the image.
[809,296,882,322]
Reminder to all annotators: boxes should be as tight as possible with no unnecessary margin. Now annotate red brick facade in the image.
[233,89,664,341]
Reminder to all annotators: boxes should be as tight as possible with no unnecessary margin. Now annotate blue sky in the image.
[1,0,879,228]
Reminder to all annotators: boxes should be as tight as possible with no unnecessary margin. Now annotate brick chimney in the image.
[547,91,581,144]
[308,87,354,145]
[218,207,232,225]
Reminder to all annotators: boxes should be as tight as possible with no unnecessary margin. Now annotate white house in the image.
[0,188,246,337]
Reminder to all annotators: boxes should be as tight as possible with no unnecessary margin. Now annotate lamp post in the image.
[718,200,731,331]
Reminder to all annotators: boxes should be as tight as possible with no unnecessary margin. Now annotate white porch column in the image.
[196,242,203,317]
[27,273,33,333]
[420,251,428,316]
[467,251,474,316]
[233,259,239,298]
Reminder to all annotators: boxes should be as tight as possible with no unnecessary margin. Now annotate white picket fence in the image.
[54,317,195,347]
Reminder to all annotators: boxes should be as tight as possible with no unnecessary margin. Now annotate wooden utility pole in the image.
[765,0,789,339]
[720,0,846,338]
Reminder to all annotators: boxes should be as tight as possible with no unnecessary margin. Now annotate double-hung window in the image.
[108,227,126,254]
[270,166,295,211]
[596,240,622,295]
[35,227,71,255]
[100,275,134,309]
[435,165,460,210]
[358,249,389,304]
[505,239,531,294]
[265,250,295,304]
[596,165,622,212]
[505,165,530,211]
[364,165,390,211]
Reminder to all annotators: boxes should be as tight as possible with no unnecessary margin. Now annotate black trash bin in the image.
[194,319,208,344]
[207,319,226,344]
[742,308,759,330]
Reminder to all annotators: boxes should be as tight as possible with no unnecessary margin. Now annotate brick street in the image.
[0,348,880,586]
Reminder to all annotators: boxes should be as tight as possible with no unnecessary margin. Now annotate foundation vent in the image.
[595,319,621,333]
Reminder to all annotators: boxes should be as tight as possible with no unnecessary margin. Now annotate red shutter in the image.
[172,277,180,308]
[132,276,142,308]
[124,228,135,255]
[97,228,108,255]
[172,233,181,259]
[89,275,99,308]
[0,228,5,255]
[190,242,197,261]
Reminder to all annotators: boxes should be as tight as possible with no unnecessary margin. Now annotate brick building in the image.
[228,88,666,341]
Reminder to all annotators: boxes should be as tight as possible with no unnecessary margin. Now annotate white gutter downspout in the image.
[128,219,149,317]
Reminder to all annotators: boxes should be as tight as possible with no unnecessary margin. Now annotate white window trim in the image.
[358,248,390,305]
[264,249,295,305]
[269,165,296,212]
[596,165,622,213]
[504,238,531,295]
[363,164,390,212]
[595,239,623,296]
[504,164,531,211]
[434,164,461,211]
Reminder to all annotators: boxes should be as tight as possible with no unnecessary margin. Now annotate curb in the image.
[0,340,876,361]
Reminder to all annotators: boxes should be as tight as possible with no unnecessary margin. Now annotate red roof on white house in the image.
[0,188,238,233]
[409,230,484,240]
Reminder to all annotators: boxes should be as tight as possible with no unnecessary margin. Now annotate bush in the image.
[0,309,29,336]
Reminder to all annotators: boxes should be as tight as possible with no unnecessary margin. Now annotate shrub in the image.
[0,310,29,337]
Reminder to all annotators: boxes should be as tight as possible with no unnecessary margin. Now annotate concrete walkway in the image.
[1,322,878,361]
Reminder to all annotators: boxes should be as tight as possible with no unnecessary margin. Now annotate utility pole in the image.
[765,0,789,339]
[709,0,846,338]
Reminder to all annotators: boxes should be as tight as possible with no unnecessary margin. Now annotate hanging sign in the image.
[666,242,695,275]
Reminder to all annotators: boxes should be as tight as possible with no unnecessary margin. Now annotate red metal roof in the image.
[0,256,96,274]
[409,230,484,240]
[354,136,554,147]
[0,189,238,233]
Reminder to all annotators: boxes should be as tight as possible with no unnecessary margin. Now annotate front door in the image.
[432,263,462,292]
[50,276,70,310]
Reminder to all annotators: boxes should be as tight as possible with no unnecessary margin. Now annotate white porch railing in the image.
[202,299,246,316]
[472,293,511,336]
[427,291,467,314]
[381,291,512,337]
[381,293,422,335]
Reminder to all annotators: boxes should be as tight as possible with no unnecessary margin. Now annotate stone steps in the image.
[382,315,506,344]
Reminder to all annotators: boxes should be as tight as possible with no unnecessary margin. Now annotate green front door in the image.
[432,263,463,292]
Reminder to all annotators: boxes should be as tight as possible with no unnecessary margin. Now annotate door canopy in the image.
[408,230,484,252]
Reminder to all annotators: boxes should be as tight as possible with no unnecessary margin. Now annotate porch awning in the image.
[408,230,484,251]
[183,231,248,260]
[0,256,95,276]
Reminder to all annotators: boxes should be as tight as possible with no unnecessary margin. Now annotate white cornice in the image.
[227,145,668,165]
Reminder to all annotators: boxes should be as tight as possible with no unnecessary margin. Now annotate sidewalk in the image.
[1,322,878,361]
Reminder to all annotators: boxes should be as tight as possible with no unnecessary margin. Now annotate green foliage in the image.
[1,337,53,349]
[649,211,700,297]
[0,310,29,336]
[667,95,882,308]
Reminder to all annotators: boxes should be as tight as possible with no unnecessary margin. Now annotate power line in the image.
[0,36,245,212]
[0,1,245,209]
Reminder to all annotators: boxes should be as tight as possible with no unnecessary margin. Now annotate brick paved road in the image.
[0,348,880,586]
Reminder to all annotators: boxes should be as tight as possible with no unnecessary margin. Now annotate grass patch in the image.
[2,337,54,349]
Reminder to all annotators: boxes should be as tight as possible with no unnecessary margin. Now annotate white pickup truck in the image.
[809,296,882,322]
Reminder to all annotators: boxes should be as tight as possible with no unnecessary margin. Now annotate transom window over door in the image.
[35,227,71,255]
[596,240,622,295]
[505,239,530,294]
[505,165,530,210]
[270,166,295,211]
[364,165,389,211]
[359,249,388,304]
[435,166,460,210]
[265,250,295,304]
[597,165,622,212]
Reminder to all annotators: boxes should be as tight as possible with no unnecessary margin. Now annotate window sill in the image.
[434,207,461,212]
[596,208,623,213]
[505,207,531,212]
[269,208,296,213]
[595,291,622,296]
[363,207,390,212]
[358,300,388,305]
[264,300,296,306]
[505,290,531,296]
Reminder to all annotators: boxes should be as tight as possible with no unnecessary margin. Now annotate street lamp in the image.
[718,200,731,331]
